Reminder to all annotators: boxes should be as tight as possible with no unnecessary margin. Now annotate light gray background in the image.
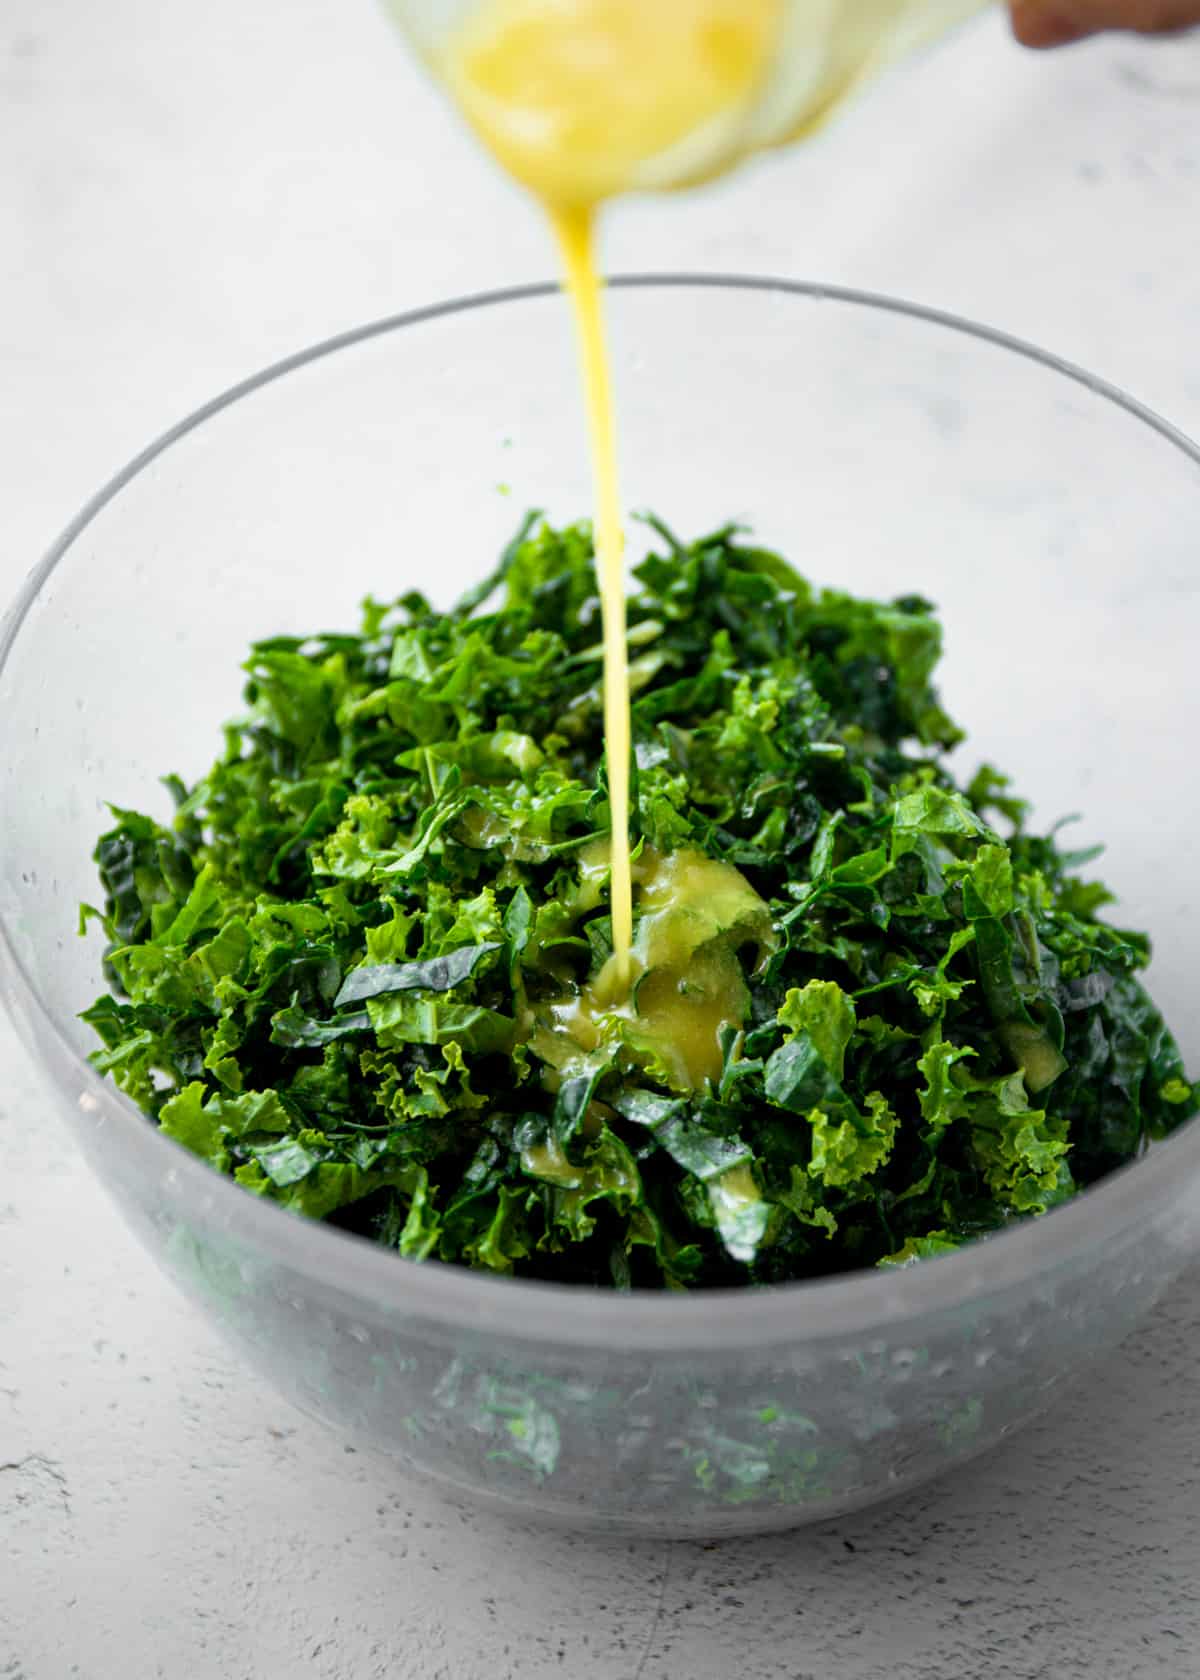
[4,3,1200,1676]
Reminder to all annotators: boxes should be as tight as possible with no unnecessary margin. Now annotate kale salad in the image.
[81,517,1197,1288]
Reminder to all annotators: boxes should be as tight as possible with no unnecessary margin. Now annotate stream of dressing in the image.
[550,206,633,986]
[445,0,785,1000]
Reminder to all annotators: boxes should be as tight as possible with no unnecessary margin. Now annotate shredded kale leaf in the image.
[80,517,1197,1288]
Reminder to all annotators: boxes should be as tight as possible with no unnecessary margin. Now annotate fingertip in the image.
[1008,0,1091,44]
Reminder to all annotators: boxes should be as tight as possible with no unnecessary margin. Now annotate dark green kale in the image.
[80,517,1197,1288]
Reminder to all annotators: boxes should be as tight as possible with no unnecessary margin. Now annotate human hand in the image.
[1010,0,1200,46]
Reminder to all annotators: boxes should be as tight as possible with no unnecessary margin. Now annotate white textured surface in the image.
[3,3,1200,1675]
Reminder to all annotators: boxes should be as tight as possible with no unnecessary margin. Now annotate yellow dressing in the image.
[551,205,633,987]
[520,1133,584,1186]
[613,846,775,1089]
[532,847,776,1094]
[631,847,776,970]
[443,0,783,206]
[625,946,747,1092]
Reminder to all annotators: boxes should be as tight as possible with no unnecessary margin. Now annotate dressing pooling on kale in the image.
[81,518,1197,1287]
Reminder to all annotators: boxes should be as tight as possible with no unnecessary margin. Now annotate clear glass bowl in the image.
[3,279,1200,1538]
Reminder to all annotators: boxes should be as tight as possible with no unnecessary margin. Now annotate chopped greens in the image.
[81,517,1196,1288]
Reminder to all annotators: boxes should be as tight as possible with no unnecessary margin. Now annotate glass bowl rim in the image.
[4,273,1199,1352]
